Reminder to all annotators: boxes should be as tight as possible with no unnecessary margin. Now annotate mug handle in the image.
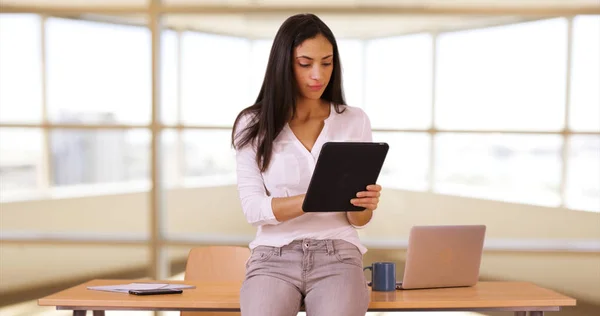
[363,266,372,286]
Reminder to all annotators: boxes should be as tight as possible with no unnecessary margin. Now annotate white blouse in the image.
[234,104,373,253]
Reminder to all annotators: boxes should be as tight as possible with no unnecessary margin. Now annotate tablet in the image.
[302,141,389,212]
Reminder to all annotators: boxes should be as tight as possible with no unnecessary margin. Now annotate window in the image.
[565,135,600,212]
[182,130,236,185]
[434,133,563,207]
[50,129,150,187]
[181,32,251,127]
[161,129,180,188]
[46,17,151,125]
[161,30,179,125]
[365,34,432,129]
[0,0,149,7]
[373,132,430,191]
[0,14,596,212]
[0,14,42,123]
[569,15,600,132]
[435,18,568,131]
[0,128,44,199]
[338,39,364,108]
[249,39,273,101]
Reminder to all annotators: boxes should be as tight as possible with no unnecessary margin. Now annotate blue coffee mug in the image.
[364,262,396,291]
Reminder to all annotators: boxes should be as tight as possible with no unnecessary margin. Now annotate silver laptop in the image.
[397,225,486,290]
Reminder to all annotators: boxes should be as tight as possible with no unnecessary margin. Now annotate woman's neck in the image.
[293,98,329,122]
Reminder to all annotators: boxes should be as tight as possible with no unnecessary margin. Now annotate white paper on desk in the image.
[87,283,195,293]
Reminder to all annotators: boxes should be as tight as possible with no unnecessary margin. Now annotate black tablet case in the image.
[302,142,389,212]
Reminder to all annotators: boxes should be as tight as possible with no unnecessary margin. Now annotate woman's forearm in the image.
[346,209,373,227]
[272,195,375,225]
[272,194,306,222]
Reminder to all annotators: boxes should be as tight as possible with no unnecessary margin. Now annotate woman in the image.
[231,13,382,316]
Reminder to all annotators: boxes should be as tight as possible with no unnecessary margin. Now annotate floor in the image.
[0,272,483,316]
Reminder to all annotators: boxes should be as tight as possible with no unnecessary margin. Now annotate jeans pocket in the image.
[334,246,363,268]
[246,247,274,269]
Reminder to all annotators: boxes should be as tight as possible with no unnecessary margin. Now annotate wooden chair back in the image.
[181,246,250,316]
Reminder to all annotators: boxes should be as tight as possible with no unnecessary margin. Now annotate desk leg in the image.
[514,312,526,316]
[73,311,86,316]
[93,311,106,316]
[529,312,543,316]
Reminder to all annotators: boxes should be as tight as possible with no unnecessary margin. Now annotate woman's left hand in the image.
[350,184,382,211]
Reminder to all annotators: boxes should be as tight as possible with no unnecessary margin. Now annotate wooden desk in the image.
[38,279,576,316]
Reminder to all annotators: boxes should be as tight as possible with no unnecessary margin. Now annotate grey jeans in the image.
[240,239,370,316]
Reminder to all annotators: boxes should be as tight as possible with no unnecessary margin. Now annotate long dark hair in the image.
[231,13,346,172]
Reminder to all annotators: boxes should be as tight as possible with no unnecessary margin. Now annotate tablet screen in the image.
[302,142,389,212]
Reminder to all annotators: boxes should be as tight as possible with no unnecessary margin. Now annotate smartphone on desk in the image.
[129,289,183,295]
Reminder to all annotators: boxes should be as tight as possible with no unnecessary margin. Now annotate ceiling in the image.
[1,0,598,38]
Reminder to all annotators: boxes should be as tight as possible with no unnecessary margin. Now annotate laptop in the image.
[396,225,486,290]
